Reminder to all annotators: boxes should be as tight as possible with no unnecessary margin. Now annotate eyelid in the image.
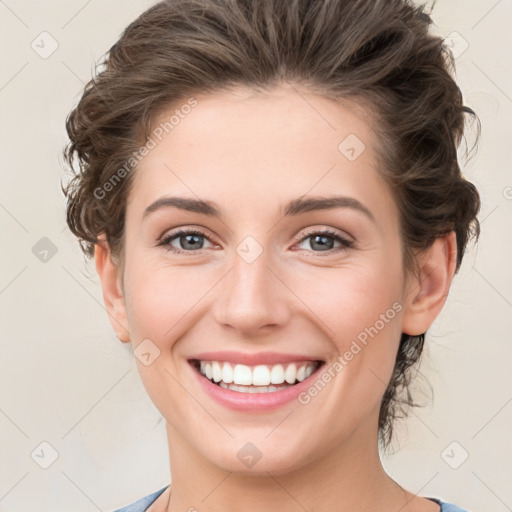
[292,227,355,255]
[293,226,354,245]
[158,224,216,242]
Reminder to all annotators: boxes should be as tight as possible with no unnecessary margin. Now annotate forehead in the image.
[128,84,397,227]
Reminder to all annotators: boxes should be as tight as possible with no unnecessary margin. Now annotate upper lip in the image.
[188,351,324,366]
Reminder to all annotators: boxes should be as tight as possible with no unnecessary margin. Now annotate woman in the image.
[62,0,480,511]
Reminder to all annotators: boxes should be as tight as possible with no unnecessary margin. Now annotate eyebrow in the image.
[142,195,375,223]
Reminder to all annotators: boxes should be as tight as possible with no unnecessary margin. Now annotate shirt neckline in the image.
[151,486,445,511]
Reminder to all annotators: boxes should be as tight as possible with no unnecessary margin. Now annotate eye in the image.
[294,228,354,255]
[158,229,215,254]
[157,227,354,256]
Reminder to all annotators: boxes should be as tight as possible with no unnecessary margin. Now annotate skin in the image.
[95,83,457,512]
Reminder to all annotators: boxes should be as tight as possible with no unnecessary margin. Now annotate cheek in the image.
[290,257,404,342]
[121,257,209,412]
[123,255,214,342]
[289,256,404,399]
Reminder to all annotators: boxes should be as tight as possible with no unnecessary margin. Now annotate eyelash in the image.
[158,228,354,256]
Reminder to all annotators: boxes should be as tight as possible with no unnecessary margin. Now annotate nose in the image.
[212,246,291,336]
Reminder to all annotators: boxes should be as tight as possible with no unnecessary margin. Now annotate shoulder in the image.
[440,504,472,512]
[428,497,472,512]
[110,489,472,512]
[110,486,169,512]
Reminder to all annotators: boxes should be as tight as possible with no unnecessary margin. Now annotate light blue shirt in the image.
[111,485,472,511]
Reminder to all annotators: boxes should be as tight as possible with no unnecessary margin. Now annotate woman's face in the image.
[110,84,416,473]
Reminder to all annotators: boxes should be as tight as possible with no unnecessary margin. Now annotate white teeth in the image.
[222,362,234,383]
[270,364,285,384]
[219,381,294,393]
[284,363,297,384]
[204,362,213,380]
[212,361,222,382]
[233,364,253,385]
[196,360,320,388]
[252,365,270,386]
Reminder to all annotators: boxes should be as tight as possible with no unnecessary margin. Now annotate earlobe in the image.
[401,231,458,336]
[94,235,130,343]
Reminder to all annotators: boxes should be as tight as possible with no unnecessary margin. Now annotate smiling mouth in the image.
[189,358,325,393]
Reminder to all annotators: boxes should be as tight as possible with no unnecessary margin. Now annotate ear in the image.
[401,231,458,336]
[94,234,130,343]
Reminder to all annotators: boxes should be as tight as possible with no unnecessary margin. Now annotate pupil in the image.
[182,234,202,250]
[311,234,333,251]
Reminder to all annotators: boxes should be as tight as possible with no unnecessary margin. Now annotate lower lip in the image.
[189,361,325,412]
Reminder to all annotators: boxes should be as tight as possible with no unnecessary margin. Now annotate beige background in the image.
[1,1,511,511]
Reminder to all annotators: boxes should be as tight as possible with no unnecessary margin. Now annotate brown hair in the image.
[62,0,481,449]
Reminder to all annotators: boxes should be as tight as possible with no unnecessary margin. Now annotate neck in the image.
[163,415,407,512]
